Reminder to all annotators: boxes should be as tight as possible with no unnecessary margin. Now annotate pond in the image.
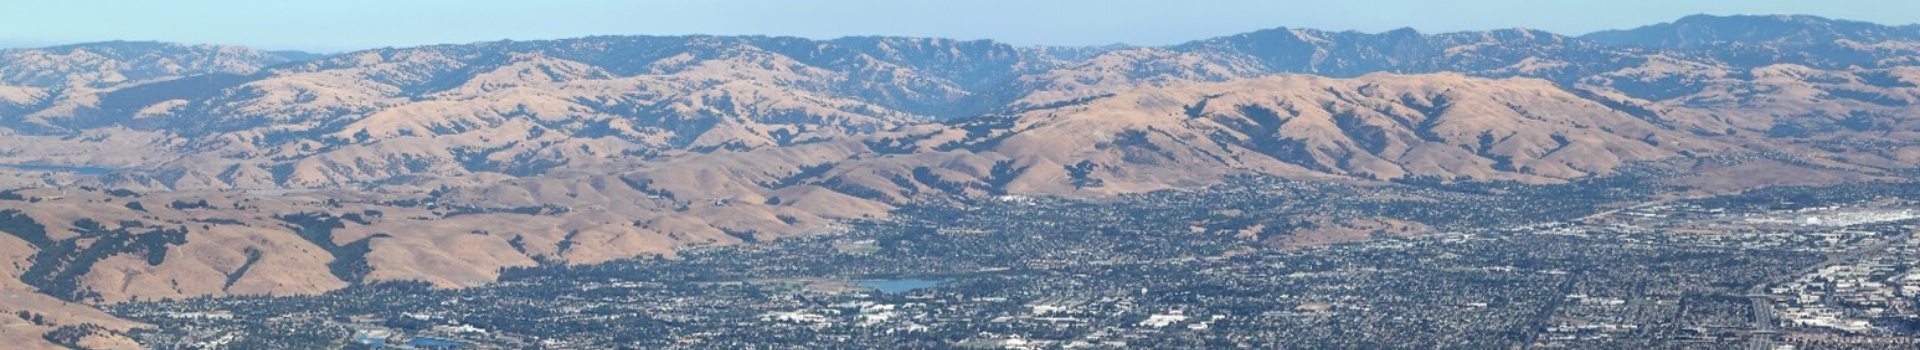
[857,279,946,294]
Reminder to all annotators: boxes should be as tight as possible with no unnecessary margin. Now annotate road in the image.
[1744,238,1897,350]
[1575,193,1725,223]
[1518,275,1579,350]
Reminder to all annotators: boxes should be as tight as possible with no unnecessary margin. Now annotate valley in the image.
[110,179,1920,349]
[1,13,1919,349]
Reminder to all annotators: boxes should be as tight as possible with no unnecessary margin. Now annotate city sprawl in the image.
[110,175,1920,349]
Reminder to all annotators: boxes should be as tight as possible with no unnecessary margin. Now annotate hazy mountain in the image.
[3,16,1913,200]
[1582,14,1920,49]
[0,36,1103,188]
[1583,14,1920,69]
[1165,26,1645,79]
[0,41,320,88]
[7,17,1916,190]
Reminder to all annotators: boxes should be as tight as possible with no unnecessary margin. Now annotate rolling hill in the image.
[2,14,1920,348]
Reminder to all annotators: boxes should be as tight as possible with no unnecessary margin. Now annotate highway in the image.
[1745,238,1898,350]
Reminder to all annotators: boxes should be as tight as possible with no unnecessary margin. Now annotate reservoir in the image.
[858,279,945,293]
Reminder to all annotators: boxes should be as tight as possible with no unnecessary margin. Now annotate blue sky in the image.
[4,0,1920,52]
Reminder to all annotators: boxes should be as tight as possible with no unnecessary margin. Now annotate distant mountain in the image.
[0,41,321,88]
[1165,26,1649,82]
[2,16,1915,190]
[1582,14,1920,69]
[3,16,1915,191]
[0,36,1129,189]
[1582,14,1920,49]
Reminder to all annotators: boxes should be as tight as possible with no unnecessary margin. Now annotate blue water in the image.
[858,279,944,293]
[405,337,464,348]
[0,164,119,175]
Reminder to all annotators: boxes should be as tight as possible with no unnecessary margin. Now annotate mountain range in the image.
[1,14,1919,348]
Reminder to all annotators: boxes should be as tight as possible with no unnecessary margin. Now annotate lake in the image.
[858,279,945,293]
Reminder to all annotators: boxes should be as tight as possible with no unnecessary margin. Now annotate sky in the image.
[4,0,1920,52]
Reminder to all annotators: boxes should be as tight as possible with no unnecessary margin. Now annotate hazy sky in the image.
[5,0,1920,52]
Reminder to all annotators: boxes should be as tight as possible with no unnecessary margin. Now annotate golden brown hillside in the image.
[4,21,1920,348]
